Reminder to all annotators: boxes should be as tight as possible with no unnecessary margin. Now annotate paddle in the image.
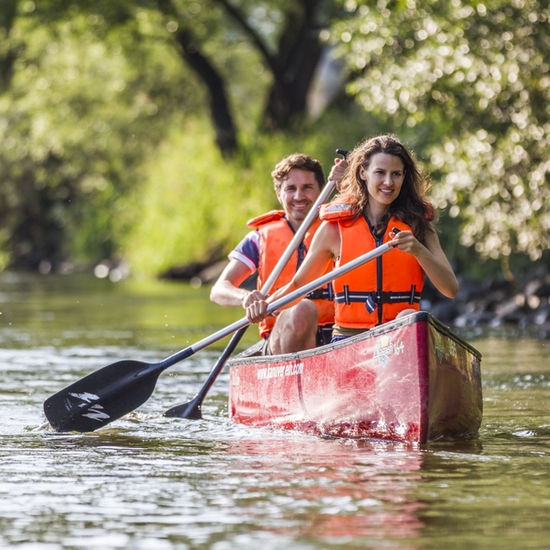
[163,149,348,419]
[43,241,394,433]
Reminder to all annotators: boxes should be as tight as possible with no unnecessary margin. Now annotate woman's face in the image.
[359,153,405,211]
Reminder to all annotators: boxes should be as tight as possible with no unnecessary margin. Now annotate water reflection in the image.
[224,436,426,541]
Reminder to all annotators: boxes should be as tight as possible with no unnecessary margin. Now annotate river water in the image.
[1,272,549,549]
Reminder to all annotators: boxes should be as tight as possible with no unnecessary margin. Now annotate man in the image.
[210,154,334,354]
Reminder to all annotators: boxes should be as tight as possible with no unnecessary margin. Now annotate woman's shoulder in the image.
[319,202,360,221]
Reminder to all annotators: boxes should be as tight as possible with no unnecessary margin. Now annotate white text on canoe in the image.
[257,361,303,380]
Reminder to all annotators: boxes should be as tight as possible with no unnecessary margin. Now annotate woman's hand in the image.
[389,228,459,299]
[328,157,348,191]
[388,229,422,256]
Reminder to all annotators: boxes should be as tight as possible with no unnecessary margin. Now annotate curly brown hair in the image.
[271,154,325,192]
[336,135,436,244]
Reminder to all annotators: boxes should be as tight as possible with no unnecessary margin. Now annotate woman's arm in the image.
[390,228,459,298]
[246,222,341,323]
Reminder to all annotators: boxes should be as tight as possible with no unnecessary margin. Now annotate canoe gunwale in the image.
[229,311,481,366]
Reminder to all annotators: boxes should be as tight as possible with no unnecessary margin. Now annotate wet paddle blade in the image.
[163,396,202,419]
[43,360,161,433]
[162,337,265,419]
[162,328,250,419]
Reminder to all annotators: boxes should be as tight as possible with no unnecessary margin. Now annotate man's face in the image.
[276,168,322,231]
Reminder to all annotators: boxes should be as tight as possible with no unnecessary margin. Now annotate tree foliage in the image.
[0,1,196,269]
[331,0,550,262]
[39,0,341,156]
[1,0,549,275]
[0,0,346,270]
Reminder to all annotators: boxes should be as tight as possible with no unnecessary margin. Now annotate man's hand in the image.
[246,297,271,324]
[242,290,266,309]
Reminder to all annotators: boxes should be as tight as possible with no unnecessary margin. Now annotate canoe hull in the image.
[228,312,482,444]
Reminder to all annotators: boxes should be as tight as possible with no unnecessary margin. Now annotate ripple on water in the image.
[0,328,549,548]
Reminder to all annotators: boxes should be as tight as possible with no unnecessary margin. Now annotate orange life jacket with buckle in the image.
[247,210,334,338]
[320,203,424,329]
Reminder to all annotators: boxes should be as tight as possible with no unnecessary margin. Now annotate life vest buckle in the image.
[305,284,334,301]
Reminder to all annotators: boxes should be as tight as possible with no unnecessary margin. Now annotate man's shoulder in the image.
[247,210,286,229]
[230,230,261,271]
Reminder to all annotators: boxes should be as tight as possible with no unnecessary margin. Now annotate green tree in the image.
[33,0,346,156]
[331,0,550,265]
[0,0,18,93]
[1,0,351,270]
[154,0,346,154]
[0,3,194,269]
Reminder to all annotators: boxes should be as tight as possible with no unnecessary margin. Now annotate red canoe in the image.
[228,312,482,444]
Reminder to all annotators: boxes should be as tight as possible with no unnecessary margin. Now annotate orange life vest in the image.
[247,210,334,338]
[319,204,424,329]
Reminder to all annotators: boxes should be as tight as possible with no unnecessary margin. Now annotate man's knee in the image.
[396,308,417,319]
[282,300,318,333]
[269,300,319,354]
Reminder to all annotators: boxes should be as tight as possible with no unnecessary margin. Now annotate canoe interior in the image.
[228,312,483,444]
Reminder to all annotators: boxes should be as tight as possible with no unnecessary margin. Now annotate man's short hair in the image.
[271,154,325,192]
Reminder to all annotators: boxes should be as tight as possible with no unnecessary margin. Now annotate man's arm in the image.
[211,230,266,308]
[210,259,257,307]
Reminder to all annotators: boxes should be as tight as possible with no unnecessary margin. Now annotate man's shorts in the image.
[261,324,333,356]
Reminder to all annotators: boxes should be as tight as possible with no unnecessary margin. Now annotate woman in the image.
[246,134,459,342]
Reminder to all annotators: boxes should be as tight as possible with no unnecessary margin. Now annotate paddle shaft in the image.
[158,242,394,372]
[170,149,348,415]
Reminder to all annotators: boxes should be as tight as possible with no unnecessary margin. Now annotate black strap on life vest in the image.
[306,283,334,301]
[335,285,420,313]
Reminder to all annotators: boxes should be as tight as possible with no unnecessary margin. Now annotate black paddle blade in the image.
[43,360,161,433]
[163,396,202,419]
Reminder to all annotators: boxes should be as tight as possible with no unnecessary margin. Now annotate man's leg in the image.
[268,300,318,354]
[396,309,417,319]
